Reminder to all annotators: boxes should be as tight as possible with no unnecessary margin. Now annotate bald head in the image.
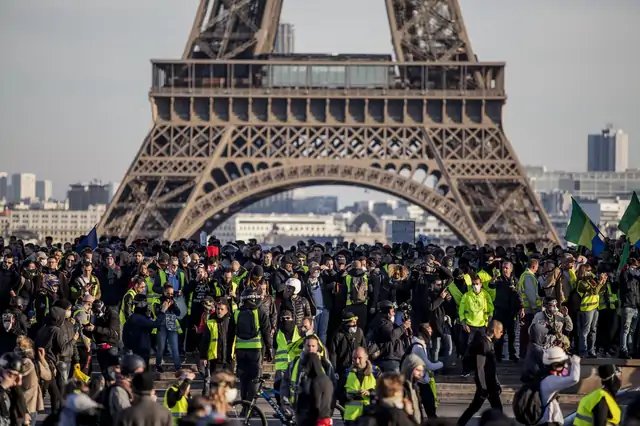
[353,346,368,369]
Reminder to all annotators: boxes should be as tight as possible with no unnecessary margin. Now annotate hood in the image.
[529,321,548,346]
[400,353,425,380]
[48,306,66,326]
[348,268,366,278]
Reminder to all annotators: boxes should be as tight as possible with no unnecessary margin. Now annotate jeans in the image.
[620,307,638,353]
[431,333,452,365]
[314,307,330,345]
[156,327,181,369]
[578,309,599,356]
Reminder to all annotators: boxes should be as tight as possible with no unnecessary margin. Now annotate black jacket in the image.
[123,312,158,358]
[358,402,418,426]
[89,307,120,346]
[491,275,522,320]
[0,308,29,354]
[280,295,312,329]
[35,306,75,369]
[328,324,366,373]
[620,267,640,309]
[372,317,406,361]
[198,313,235,366]
[96,265,125,307]
[0,266,20,309]
[271,267,293,295]
[301,276,333,314]
[236,305,272,352]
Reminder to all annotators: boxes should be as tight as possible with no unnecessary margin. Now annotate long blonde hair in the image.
[209,371,236,414]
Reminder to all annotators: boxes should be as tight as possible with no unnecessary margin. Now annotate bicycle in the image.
[228,373,345,426]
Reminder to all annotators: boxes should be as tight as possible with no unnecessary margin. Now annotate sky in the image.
[1,1,639,205]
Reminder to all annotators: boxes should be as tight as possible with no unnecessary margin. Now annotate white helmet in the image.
[543,346,568,365]
[285,278,302,295]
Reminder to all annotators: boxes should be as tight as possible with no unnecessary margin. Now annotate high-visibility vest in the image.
[163,384,189,424]
[573,388,621,426]
[447,282,466,306]
[233,308,262,349]
[598,283,618,311]
[518,269,541,309]
[343,369,377,421]
[289,356,325,406]
[288,333,327,361]
[275,328,300,372]
[147,275,162,305]
[478,269,496,300]
[205,319,219,361]
[459,290,490,328]
[345,274,368,305]
[577,280,600,312]
[119,289,137,326]
[232,270,247,289]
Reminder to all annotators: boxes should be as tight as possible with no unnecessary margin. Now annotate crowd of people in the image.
[1,233,640,425]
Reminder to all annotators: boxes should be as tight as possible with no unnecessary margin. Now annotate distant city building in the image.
[218,213,342,243]
[67,182,110,210]
[11,173,36,203]
[2,205,105,243]
[587,125,629,172]
[291,196,338,214]
[244,191,294,214]
[527,166,640,200]
[36,180,53,201]
[274,23,295,54]
[0,172,7,201]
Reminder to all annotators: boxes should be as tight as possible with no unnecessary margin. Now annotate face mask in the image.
[2,313,14,332]
[473,284,482,293]
[348,326,357,334]
[225,388,238,403]
[65,310,72,319]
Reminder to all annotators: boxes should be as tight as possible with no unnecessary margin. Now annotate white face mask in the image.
[225,388,238,403]
[473,284,482,294]
[348,326,358,334]
[65,310,72,319]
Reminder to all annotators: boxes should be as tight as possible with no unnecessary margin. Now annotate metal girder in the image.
[98,0,560,247]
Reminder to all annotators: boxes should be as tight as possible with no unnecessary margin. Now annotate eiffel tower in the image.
[99,0,560,246]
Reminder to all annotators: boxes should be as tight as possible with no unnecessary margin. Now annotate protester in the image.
[574,364,622,426]
[116,371,172,426]
[537,347,581,425]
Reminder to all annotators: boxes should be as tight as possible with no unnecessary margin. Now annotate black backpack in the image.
[512,375,551,425]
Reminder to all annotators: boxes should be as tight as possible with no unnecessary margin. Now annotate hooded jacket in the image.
[400,354,425,424]
[35,306,75,369]
[521,321,547,383]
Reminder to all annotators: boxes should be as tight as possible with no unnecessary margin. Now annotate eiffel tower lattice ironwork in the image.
[99,0,560,246]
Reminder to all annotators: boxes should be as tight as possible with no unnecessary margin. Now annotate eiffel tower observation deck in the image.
[99,0,559,246]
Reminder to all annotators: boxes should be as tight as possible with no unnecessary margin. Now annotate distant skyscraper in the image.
[36,180,53,201]
[11,173,36,202]
[587,125,629,172]
[0,172,7,201]
[67,182,110,210]
[274,23,295,54]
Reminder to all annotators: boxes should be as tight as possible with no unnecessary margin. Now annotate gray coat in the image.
[115,395,172,426]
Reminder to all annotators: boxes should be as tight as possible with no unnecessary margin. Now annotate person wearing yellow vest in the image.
[71,260,101,303]
[596,279,619,358]
[163,368,195,425]
[280,335,336,413]
[198,298,234,396]
[447,268,470,307]
[234,288,273,403]
[344,347,377,424]
[119,276,147,327]
[574,363,622,426]
[344,259,370,330]
[576,264,608,358]
[72,293,94,373]
[518,258,541,358]
[459,274,494,376]
[273,310,300,404]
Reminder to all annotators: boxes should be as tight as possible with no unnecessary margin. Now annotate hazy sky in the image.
[1,1,639,204]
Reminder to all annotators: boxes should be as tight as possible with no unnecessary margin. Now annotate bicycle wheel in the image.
[228,400,268,426]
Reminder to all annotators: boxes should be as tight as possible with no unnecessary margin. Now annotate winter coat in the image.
[400,354,425,424]
[620,267,640,309]
[491,275,522,324]
[0,266,20,309]
[34,306,75,370]
[372,317,406,361]
[198,313,235,367]
[96,265,125,307]
[271,267,293,295]
[358,400,418,426]
[115,395,172,426]
[90,307,120,346]
[328,324,366,374]
[123,312,158,358]
[280,295,311,329]
[521,321,547,383]
[21,357,45,413]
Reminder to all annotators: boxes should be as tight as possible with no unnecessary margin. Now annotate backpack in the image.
[512,375,551,425]
[351,276,368,304]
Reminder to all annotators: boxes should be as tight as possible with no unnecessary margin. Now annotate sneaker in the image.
[509,355,520,362]
[587,353,597,359]
[461,372,471,378]
[156,365,164,373]
[620,351,631,360]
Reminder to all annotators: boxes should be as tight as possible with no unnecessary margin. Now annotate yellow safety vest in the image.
[163,384,189,424]
[459,290,491,328]
[119,289,137,326]
[345,274,368,305]
[288,333,327,361]
[573,388,621,426]
[344,369,377,421]
[275,328,300,372]
[518,269,542,309]
[577,280,600,312]
[205,319,219,361]
[598,283,618,311]
[447,282,466,306]
[147,274,161,305]
[233,308,262,349]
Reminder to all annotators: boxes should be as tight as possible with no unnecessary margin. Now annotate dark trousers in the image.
[77,345,91,374]
[96,346,119,380]
[519,313,534,358]
[462,326,485,373]
[596,308,619,354]
[457,387,502,426]
[494,318,517,359]
[419,381,437,418]
[43,378,62,412]
[236,349,262,401]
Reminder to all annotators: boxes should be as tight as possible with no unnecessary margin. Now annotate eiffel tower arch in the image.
[99,0,560,246]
